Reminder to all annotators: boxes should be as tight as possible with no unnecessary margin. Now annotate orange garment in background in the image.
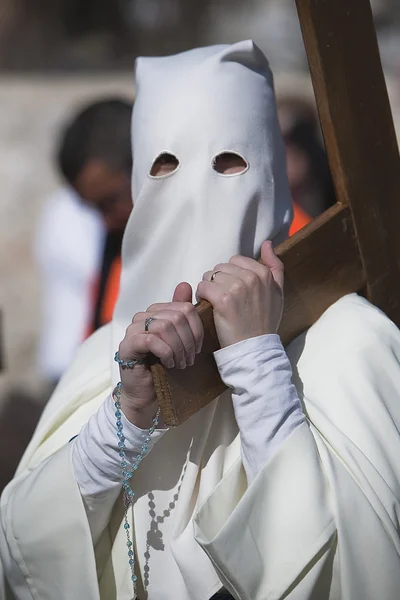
[289,202,312,236]
[85,232,123,338]
[100,256,121,325]
[85,256,121,338]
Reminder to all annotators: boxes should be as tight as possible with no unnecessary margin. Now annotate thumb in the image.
[172,282,193,303]
[260,241,284,293]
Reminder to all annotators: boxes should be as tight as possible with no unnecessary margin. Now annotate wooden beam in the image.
[278,204,365,345]
[295,0,400,323]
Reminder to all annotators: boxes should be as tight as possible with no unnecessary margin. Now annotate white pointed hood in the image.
[112,40,292,376]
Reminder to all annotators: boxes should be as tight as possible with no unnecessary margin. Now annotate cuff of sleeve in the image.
[107,396,167,450]
[214,334,283,368]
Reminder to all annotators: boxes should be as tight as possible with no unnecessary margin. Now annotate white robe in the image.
[1,294,400,599]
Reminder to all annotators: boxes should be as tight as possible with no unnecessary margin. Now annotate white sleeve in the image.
[214,334,305,483]
[72,395,166,542]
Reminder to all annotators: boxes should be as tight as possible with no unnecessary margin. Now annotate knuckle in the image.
[132,311,145,323]
[262,267,273,285]
[218,292,232,311]
[162,345,173,360]
[143,334,154,351]
[244,271,258,287]
[260,266,271,283]
[214,263,225,272]
[124,323,135,338]
[170,311,184,325]
[181,302,195,316]
[146,303,159,313]
[158,320,172,334]
[184,339,195,353]
[230,280,245,296]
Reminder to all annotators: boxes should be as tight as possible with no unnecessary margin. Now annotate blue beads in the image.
[113,380,160,597]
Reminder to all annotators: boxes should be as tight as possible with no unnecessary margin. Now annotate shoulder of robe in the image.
[54,323,112,400]
[286,293,400,369]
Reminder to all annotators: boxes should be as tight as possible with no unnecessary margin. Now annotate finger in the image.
[196,279,228,310]
[172,282,193,303]
[260,240,284,293]
[203,264,242,282]
[119,332,175,369]
[146,310,196,366]
[228,255,270,282]
[203,263,259,289]
[202,269,241,290]
[126,318,186,368]
[143,302,203,354]
[145,317,188,369]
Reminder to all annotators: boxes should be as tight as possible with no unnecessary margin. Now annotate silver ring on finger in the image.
[210,270,222,283]
[145,316,157,333]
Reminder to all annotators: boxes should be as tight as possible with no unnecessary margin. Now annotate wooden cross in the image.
[152,0,400,426]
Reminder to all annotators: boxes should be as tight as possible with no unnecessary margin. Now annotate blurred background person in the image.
[276,92,336,235]
[35,98,134,388]
[35,186,104,387]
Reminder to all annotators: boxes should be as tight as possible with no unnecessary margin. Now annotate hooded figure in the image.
[1,42,400,600]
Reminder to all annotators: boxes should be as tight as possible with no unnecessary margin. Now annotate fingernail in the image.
[168,359,175,369]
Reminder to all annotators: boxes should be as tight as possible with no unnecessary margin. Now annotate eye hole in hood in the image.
[150,152,180,178]
[212,152,249,176]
